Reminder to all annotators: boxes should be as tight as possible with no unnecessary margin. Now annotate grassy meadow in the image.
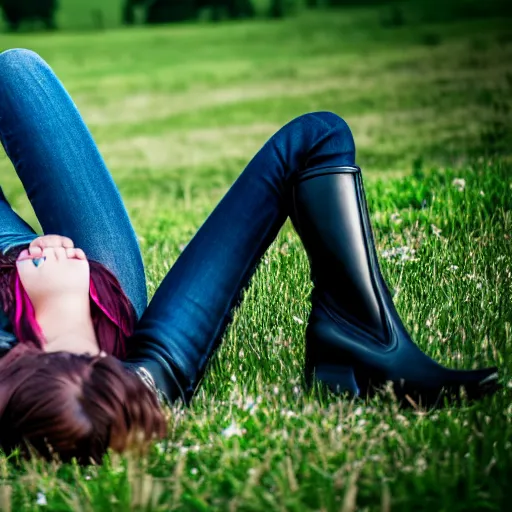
[1,4,512,511]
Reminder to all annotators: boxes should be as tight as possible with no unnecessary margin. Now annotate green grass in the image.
[1,5,512,511]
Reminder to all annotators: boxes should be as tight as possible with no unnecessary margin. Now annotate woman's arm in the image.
[0,234,78,313]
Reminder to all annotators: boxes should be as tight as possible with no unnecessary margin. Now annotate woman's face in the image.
[15,246,90,310]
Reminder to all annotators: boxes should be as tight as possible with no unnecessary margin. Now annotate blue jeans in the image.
[0,49,356,391]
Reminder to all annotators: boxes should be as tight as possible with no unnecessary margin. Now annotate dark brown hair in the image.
[0,343,167,465]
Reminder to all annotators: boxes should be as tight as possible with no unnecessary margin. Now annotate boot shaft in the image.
[291,166,390,342]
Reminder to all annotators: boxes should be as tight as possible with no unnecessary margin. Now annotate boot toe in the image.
[460,366,501,400]
[394,366,501,409]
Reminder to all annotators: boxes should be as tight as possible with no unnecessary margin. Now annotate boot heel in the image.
[313,363,360,397]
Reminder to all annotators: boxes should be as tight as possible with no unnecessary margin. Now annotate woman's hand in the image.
[25,235,86,261]
[16,242,90,310]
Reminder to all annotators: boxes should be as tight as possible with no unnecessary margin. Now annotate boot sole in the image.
[308,363,501,408]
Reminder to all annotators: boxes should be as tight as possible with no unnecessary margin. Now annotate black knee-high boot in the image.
[291,166,500,407]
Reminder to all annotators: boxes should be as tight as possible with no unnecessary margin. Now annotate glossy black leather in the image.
[292,166,500,407]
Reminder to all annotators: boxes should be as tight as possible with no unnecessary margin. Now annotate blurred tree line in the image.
[0,0,57,31]
[1,0,512,31]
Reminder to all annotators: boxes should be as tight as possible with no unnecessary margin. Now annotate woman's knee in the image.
[297,111,347,130]
[271,111,356,170]
[282,111,355,150]
[299,111,354,144]
[0,49,47,80]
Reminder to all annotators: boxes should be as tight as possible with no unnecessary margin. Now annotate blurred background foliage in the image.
[0,0,511,32]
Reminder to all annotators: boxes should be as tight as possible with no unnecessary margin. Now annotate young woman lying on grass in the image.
[0,49,501,465]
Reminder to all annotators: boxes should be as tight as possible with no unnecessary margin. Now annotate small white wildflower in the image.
[390,212,402,224]
[293,386,300,395]
[449,265,459,271]
[36,492,47,506]
[431,224,442,237]
[230,375,237,383]
[400,247,415,261]
[273,386,279,395]
[190,468,198,475]
[426,319,432,327]
[381,246,416,263]
[476,283,482,290]
[507,380,512,389]
[292,316,304,325]
[243,396,255,411]
[479,190,485,196]
[354,406,363,416]
[222,421,245,439]
[357,419,366,427]
[416,457,427,472]
[335,425,343,433]
[452,178,466,191]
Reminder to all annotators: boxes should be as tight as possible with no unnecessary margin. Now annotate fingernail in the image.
[32,257,46,267]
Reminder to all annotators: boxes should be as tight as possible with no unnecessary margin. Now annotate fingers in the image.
[17,247,53,262]
[29,235,75,255]
[60,237,75,249]
[75,248,87,260]
[16,249,31,261]
[17,245,87,262]
[28,245,43,256]
[51,246,65,261]
[54,247,80,261]
[65,247,87,260]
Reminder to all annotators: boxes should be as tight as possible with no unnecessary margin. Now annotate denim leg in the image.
[128,111,356,396]
[0,186,39,254]
[0,49,147,319]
